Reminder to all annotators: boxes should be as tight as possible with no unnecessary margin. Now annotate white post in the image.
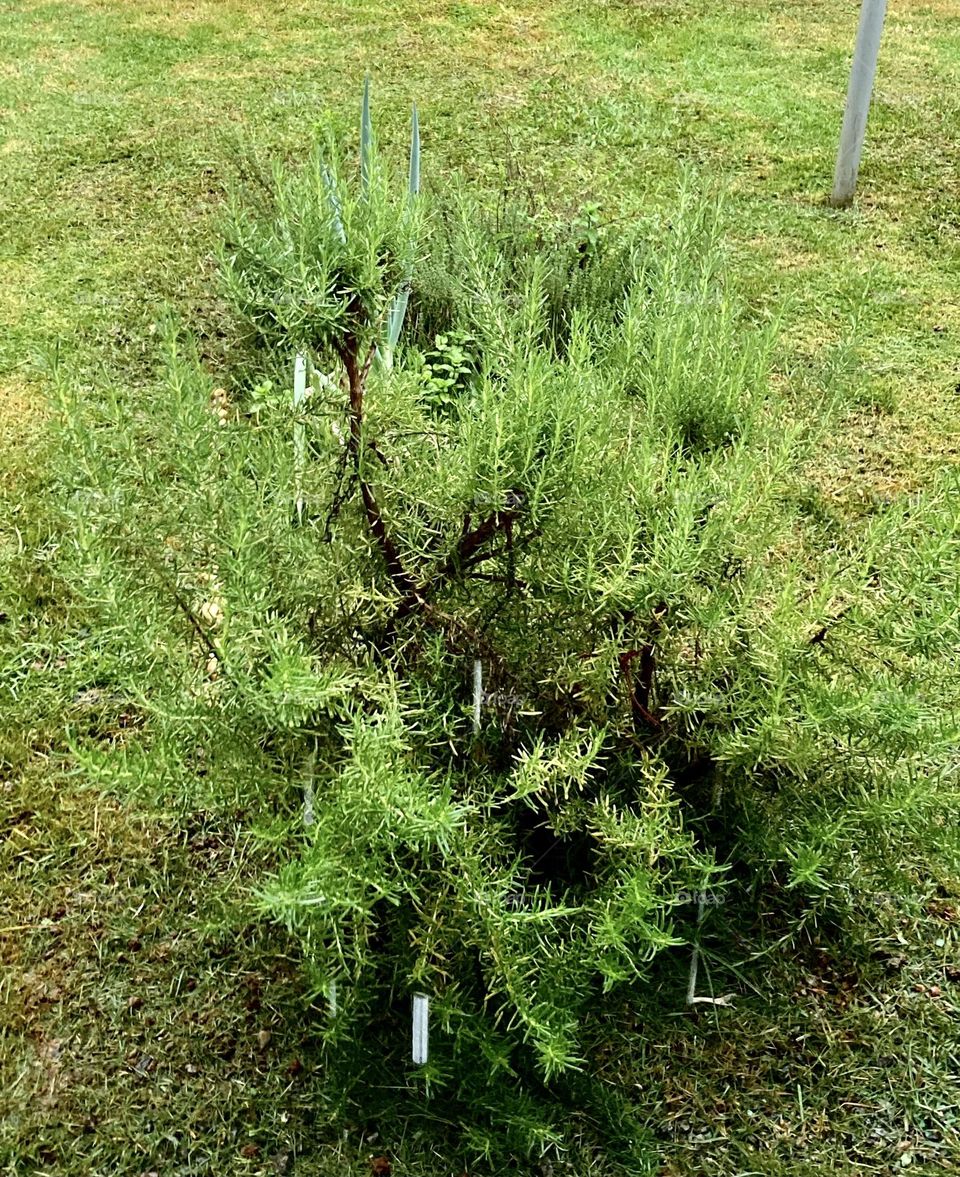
[292,353,308,523]
[411,993,430,1064]
[830,0,887,207]
[472,659,483,735]
[685,892,706,1005]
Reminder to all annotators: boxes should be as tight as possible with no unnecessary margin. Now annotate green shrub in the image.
[48,93,960,1166]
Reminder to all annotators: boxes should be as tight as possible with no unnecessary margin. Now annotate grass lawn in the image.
[2,1,959,1174]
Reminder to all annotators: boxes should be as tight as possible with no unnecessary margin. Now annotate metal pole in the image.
[830,0,887,207]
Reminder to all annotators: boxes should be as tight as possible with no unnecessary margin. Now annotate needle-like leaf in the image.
[322,164,346,244]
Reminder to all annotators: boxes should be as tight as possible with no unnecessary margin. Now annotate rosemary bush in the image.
[52,95,960,1164]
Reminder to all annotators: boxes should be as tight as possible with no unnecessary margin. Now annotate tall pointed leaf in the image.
[383,288,411,362]
[379,102,421,368]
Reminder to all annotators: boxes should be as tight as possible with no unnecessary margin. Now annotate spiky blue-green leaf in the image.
[382,287,411,366]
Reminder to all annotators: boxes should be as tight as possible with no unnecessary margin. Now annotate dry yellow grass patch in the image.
[897,0,960,16]
[0,378,47,465]
[36,0,251,28]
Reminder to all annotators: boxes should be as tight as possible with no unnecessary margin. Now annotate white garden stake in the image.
[327,980,337,1017]
[830,0,887,207]
[293,352,308,523]
[411,993,430,1064]
[472,659,483,735]
[685,892,706,1005]
[686,892,734,1008]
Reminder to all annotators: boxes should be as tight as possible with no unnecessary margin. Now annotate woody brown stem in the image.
[338,337,417,598]
[389,506,524,630]
[334,332,528,642]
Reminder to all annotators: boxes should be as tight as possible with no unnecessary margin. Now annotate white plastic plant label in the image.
[411,993,429,1064]
[472,659,482,734]
[293,353,308,523]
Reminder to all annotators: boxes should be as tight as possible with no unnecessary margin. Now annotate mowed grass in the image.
[1,1,959,1174]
